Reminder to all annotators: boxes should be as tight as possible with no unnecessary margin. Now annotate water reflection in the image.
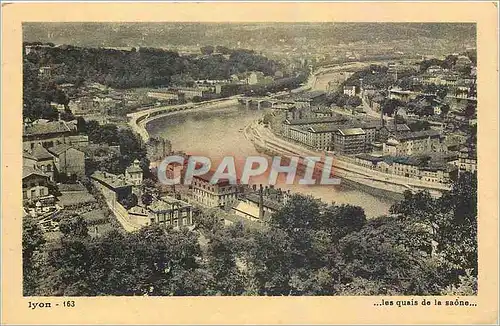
[146,105,394,217]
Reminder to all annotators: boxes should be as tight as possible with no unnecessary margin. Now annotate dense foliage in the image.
[80,119,149,176]
[24,172,477,296]
[24,45,281,89]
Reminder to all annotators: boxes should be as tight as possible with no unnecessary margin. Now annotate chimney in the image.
[259,184,264,220]
[380,106,385,127]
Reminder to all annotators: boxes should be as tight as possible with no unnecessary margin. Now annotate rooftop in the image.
[245,193,283,211]
[23,166,49,179]
[392,129,442,141]
[380,123,411,132]
[148,196,192,212]
[24,121,74,137]
[337,128,365,136]
[308,124,344,133]
[91,171,133,189]
[31,144,54,160]
[47,144,74,156]
[193,170,235,186]
[285,115,347,126]
[355,153,385,163]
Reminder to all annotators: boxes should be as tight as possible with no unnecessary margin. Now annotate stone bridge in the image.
[238,96,309,110]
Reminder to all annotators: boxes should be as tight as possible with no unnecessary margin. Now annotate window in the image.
[174,220,179,227]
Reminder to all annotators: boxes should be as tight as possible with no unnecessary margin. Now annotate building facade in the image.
[47,144,85,178]
[91,171,133,208]
[383,130,444,156]
[192,171,238,208]
[125,159,144,186]
[147,196,194,228]
[22,167,51,202]
[333,128,366,155]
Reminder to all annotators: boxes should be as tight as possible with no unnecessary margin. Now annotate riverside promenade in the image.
[244,121,450,198]
[127,96,241,143]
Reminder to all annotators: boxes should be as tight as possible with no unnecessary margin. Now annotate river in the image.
[146,104,395,218]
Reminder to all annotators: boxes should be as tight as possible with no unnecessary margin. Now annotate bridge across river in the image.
[237,95,314,110]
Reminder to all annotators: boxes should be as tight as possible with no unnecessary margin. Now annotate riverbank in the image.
[127,97,240,143]
[244,120,449,198]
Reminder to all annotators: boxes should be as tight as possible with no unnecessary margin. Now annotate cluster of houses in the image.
[22,120,88,204]
[50,82,150,119]
[273,73,477,186]
[147,71,277,102]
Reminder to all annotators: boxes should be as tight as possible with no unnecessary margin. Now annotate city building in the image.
[147,196,194,228]
[288,126,309,147]
[388,88,418,103]
[192,170,239,208]
[90,171,133,208]
[24,144,55,181]
[377,123,411,142]
[359,122,380,144]
[22,166,51,203]
[456,146,477,173]
[307,125,342,151]
[311,107,336,118]
[147,90,180,101]
[171,87,207,99]
[47,144,85,178]
[67,135,90,149]
[343,85,357,96]
[125,159,143,186]
[282,115,347,138]
[383,130,444,156]
[354,154,456,184]
[23,120,76,151]
[333,128,366,155]
[246,71,266,85]
[232,193,281,222]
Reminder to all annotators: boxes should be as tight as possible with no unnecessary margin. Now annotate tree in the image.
[141,192,153,207]
[205,225,247,295]
[346,96,362,108]
[424,84,438,95]
[390,173,478,289]
[422,105,435,117]
[247,227,293,295]
[192,96,203,103]
[440,104,450,117]
[381,99,400,117]
[437,172,477,278]
[464,103,476,118]
[121,193,138,209]
[321,204,366,241]
[397,76,413,90]
[271,194,323,233]
[335,94,350,108]
[436,86,449,99]
[408,120,431,132]
[339,216,443,295]
[23,216,46,295]
[59,214,90,239]
[215,45,232,55]
[60,109,75,121]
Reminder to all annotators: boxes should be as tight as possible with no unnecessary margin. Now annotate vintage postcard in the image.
[1,2,498,325]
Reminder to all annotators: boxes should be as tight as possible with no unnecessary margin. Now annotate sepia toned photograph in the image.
[21,21,479,297]
[2,2,498,325]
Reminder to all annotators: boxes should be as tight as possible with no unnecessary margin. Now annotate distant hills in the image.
[23,22,476,50]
